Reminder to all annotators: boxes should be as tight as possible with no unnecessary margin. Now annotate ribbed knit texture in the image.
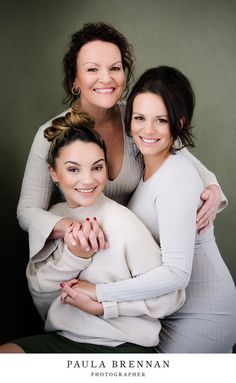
[96,154,236,352]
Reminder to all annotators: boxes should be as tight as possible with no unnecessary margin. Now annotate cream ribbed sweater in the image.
[26,194,185,347]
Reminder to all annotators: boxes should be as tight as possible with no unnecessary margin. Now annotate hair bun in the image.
[44,111,95,142]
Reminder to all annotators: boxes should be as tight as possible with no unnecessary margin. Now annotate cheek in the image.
[131,122,139,137]
[98,171,107,186]
[117,71,125,86]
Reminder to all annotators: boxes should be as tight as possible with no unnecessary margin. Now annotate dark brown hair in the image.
[44,112,107,168]
[63,22,135,106]
[125,66,195,150]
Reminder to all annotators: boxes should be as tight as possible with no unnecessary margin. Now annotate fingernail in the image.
[60,283,65,288]
[93,217,97,221]
[86,247,90,252]
[86,218,90,222]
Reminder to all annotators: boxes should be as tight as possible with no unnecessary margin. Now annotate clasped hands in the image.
[60,279,102,315]
[64,216,108,259]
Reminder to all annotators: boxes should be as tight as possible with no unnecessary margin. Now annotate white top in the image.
[96,154,236,320]
[26,194,185,347]
[17,102,227,259]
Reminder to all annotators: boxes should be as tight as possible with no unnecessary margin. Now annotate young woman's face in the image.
[73,40,125,111]
[131,92,173,158]
[49,141,107,208]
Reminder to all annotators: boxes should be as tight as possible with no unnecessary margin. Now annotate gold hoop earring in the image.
[71,86,81,96]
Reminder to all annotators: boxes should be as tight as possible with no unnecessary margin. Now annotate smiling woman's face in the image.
[49,140,107,208]
[73,40,125,112]
[131,92,173,158]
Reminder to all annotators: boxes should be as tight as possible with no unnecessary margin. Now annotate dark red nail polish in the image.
[60,282,65,288]
[86,217,90,222]
[69,223,73,227]
[93,217,97,221]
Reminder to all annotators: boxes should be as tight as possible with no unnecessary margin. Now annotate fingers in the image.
[64,218,108,253]
[92,217,108,250]
[64,223,78,246]
[197,214,215,234]
[61,283,77,304]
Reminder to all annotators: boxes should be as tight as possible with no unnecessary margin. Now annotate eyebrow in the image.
[133,112,168,118]
[64,159,105,166]
[82,61,122,66]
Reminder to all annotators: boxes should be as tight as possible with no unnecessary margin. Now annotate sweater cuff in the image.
[102,301,119,319]
[64,245,92,269]
[29,211,64,258]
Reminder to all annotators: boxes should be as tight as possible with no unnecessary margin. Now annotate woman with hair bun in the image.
[17,22,227,260]
[0,111,185,353]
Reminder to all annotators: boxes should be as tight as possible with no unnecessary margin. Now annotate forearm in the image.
[27,244,92,293]
[97,265,190,303]
[102,288,185,319]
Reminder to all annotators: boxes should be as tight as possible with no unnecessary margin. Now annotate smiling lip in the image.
[140,137,161,144]
[75,187,97,195]
[94,88,115,94]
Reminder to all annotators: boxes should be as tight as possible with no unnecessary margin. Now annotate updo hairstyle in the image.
[44,112,107,168]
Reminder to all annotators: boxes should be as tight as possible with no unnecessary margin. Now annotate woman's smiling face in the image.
[131,92,173,158]
[49,140,107,208]
[73,40,125,111]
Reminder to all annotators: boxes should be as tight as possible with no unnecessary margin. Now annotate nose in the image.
[143,120,156,135]
[78,170,95,185]
[98,68,112,84]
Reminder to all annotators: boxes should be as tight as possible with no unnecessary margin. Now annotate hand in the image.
[61,279,97,300]
[49,217,80,239]
[65,217,108,254]
[64,221,94,258]
[61,281,103,315]
[197,185,220,234]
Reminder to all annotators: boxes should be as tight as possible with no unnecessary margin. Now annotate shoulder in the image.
[37,109,69,136]
[101,195,150,234]
[49,202,68,216]
[163,152,202,181]
[29,110,70,154]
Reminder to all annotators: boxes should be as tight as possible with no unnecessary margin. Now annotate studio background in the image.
[0,0,235,343]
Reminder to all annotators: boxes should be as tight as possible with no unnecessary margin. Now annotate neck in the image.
[72,100,119,127]
[143,150,170,181]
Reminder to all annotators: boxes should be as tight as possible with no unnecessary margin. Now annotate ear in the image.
[73,79,80,88]
[48,165,58,183]
[179,117,185,129]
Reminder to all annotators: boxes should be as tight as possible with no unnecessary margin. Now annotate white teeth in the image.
[76,188,94,193]
[94,88,114,93]
[141,137,160,143]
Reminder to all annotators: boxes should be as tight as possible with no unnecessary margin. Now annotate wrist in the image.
[50,218,73,239]
[67,244,94,259]
[94,302,104,316]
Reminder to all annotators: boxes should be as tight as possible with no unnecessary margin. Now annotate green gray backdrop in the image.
[0,0,235,342]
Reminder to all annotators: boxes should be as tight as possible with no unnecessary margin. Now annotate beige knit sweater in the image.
[27,194,185,347]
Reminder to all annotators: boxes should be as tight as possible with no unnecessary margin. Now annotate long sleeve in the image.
[101,208,185,319]
[17,113,68,257]
[181,147,228,211]
[27,241,92,319]
[96,156,202,303]
[102,290,185,320]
